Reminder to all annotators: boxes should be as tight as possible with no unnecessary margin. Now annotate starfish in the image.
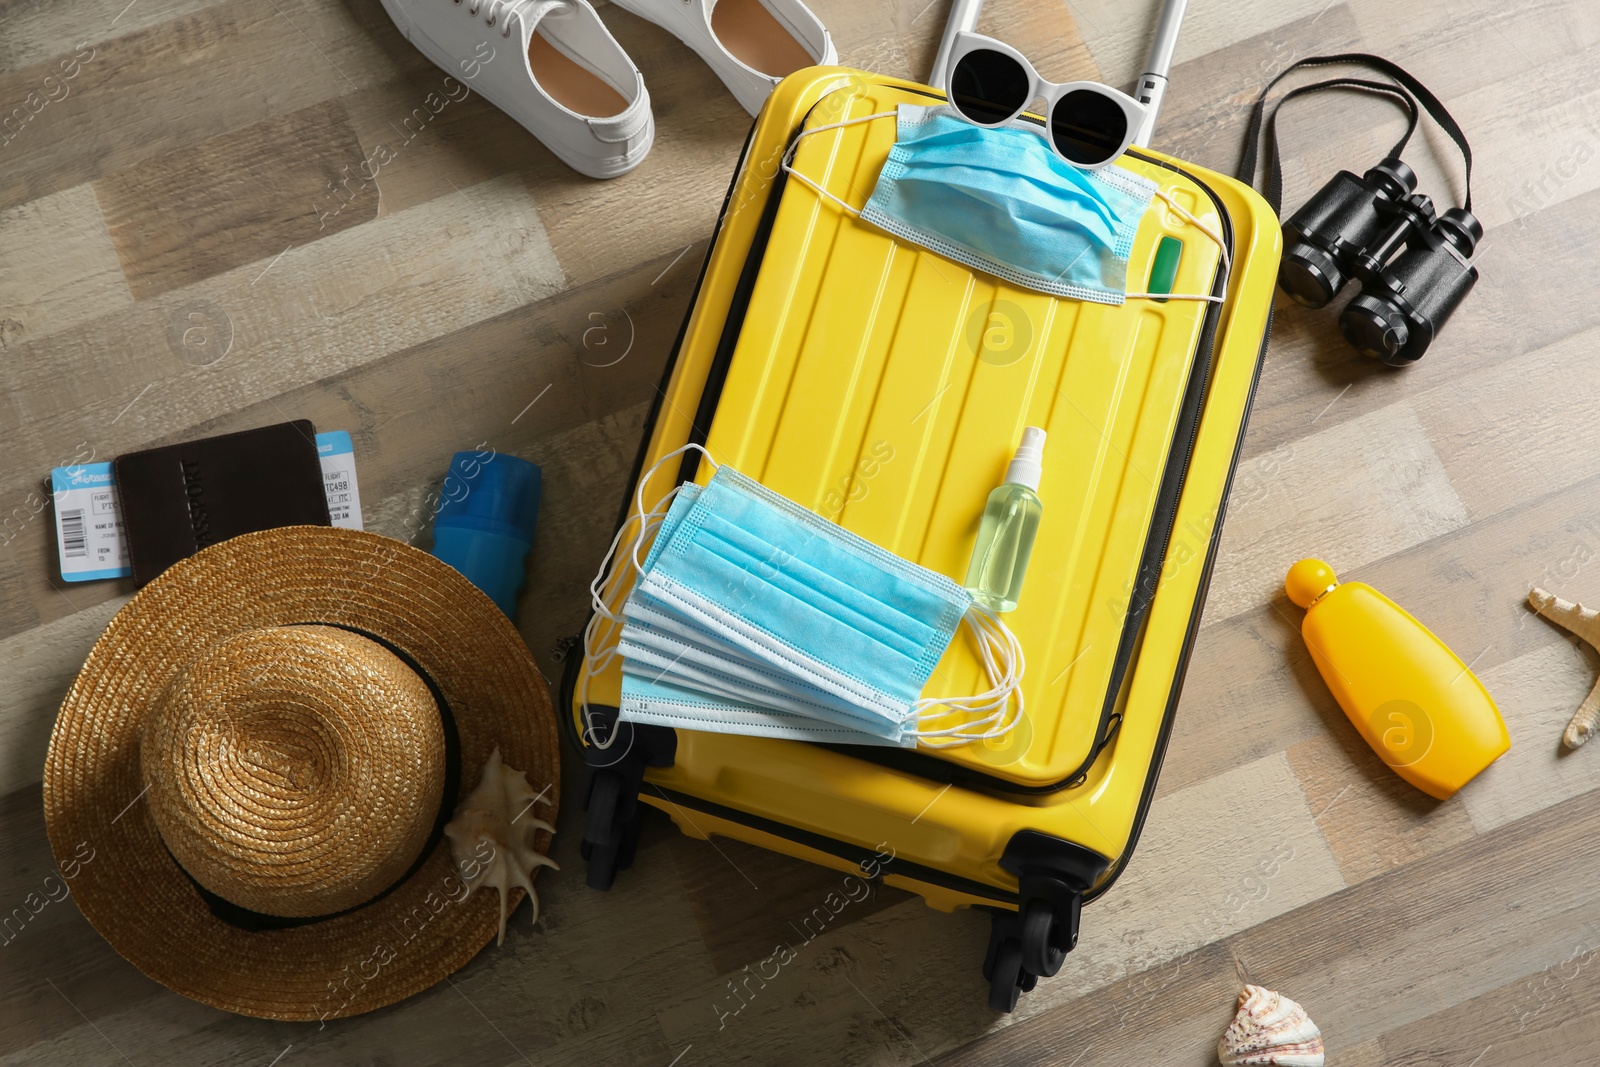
[1529,586,1600,749]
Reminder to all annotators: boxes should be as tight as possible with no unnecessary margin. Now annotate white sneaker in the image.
[378,0,654,179]
[608,0,836,117]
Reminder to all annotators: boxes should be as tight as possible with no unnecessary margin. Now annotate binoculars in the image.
[1278,157,1481,366]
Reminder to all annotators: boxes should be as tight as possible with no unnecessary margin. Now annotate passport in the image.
[114,420,331,585]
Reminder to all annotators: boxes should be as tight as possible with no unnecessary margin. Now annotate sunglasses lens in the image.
[1051,89,1129,166]
[950,48,1031,125]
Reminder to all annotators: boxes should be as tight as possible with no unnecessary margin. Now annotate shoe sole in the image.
[379,0,652,180]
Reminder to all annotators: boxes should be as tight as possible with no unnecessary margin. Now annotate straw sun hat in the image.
[43,526,559,1022]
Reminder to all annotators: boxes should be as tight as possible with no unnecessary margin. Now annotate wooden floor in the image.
[4,0,1600,1062]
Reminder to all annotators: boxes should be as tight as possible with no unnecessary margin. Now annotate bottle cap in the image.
[1004,427,1047,492]
[1285,558,1338,609]
[433,452,542,544]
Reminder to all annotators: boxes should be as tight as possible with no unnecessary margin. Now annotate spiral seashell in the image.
[1217,984,1324,1066]
[445,748,559,945]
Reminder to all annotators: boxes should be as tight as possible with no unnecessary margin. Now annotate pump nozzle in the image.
[1004,427,1046,491]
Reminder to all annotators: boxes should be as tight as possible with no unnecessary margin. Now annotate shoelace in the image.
[455,0,570,39]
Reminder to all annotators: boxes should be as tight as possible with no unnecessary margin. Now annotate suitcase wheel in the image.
[986,938,1025,1013]
[1019,895,1076,978]
[582,768,640,890]
[983,892,1079,1013]
[982,910,1036,1014]
[585,768,620,848]
[580,813,639,890]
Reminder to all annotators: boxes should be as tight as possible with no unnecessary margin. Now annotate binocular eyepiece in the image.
[1279,157,1481,366]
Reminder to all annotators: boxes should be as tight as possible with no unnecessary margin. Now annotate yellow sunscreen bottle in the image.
[1285,558,1510,800]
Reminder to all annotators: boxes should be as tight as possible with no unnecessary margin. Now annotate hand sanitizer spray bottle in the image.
[965,427,1045,613]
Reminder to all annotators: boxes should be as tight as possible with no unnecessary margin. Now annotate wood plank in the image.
[0,170,566,634]
[94,98,379,298]
[931,941,1249,1065]
[1416,323,1600,522]
[1429,36,1600,226]
[0,599,125,798]
[1224,795,1600,1056]
[1204,398,1470,623]
[1167,599,1331,795]
[1346,0,1600,102]
[0,0,223,71]
[1284,728,1479,886]
[1459,640,1600,833]
[666,831,914,975]
[1151,5,1366,179]
[0,182,133,350]
[1054,752,1344,999]
[1069,0,1324,88]
[1375,914,1600,1065]
[336,69,549,225]
[0,4,350,214]
[938,779,1600,1064]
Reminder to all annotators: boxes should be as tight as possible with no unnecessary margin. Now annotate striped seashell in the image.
[1217,984,1325,1066]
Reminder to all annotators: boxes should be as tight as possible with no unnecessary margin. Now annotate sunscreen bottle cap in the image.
[1286,558,1339,609]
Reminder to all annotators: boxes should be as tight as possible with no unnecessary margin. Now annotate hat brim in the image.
[43,526,559,1022]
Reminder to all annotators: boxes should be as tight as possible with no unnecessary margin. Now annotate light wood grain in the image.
[1285,727,1478,886]
[1206,397,1471,622]
[1460,640,1600,832]
[3,0,1599,1062]
[0,182,133,348]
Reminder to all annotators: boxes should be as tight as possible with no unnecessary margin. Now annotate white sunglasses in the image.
[944,31,1149,170]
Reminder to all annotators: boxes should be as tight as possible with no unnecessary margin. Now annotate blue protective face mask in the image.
[578,447,1025,749]
[618,477,921,744]
[785,104,1159,305]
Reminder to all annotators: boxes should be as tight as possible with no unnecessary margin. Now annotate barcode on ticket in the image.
[59,509,88,557]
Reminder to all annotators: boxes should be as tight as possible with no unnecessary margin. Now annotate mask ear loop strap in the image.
[588,442,719,623]
[1124,188,1232,304]
[789,111,1228,309]
[591,444,715,619]
[579,499,674,748]
[913,605,1028,745]
[780,110,898,217]
[579,442,721,749]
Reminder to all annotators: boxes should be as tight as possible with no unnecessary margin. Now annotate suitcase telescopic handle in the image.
[1132,0,1189,148]
[928,0,984,88]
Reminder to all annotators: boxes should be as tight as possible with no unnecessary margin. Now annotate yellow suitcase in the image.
[559,66,1280,1011]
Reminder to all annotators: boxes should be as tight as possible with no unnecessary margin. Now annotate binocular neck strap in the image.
[1242,78,1418,215]
[1237,53,1474,215]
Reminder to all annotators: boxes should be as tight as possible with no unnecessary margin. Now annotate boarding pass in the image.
[52,430,363,582]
